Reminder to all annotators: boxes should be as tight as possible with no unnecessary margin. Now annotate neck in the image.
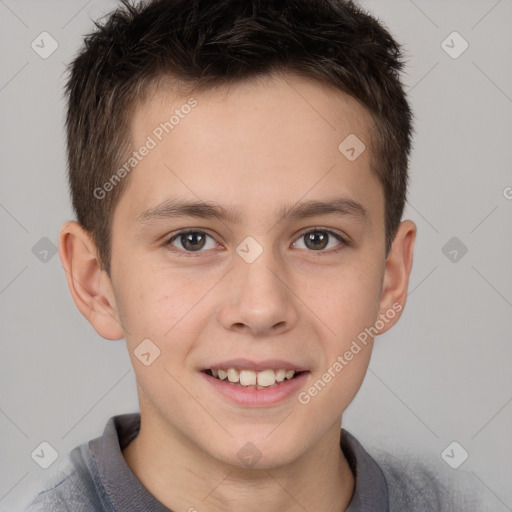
[123,413,355,512]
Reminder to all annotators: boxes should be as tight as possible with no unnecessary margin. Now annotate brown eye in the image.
[167,231,217,252]
[293,229,346,252]
[304,231,329,250]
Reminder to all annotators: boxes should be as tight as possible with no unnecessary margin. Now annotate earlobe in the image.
[58,220,125,340]
[376,220,417,335]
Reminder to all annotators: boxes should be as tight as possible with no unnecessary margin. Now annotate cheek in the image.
[117,264,220,354]
[115,258,174,328]
[314,350,372,416]
[323,265,382,405]
[117,273,206,400]
[300,260,383,341]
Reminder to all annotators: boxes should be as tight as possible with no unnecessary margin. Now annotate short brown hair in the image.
[65,0,413,276]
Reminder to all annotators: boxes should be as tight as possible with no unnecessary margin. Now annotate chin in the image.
[214,432,305,470]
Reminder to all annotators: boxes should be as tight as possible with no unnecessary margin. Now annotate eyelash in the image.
[164,228,350,257]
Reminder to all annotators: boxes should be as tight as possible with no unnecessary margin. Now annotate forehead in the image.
[135,73,374,150]
[114,73,382,229]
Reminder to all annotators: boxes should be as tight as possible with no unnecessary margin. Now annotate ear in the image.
[376,220,417,335]
[58,220,125,340]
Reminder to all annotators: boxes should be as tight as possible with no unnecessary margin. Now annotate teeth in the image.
[285,369,295,380]
[227,368,239,383]
[275,369,286,382]
[240,370,257,386]
[257,369,275,387]
[210,368,298,387]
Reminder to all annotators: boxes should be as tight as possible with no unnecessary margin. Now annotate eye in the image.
[292,228,347,252]
[165,227,348,256]
[166,230,218,253]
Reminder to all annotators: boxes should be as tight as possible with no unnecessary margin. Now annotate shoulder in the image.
[24,442,109,512]
[372,449,494,512]
[376,452,446,511]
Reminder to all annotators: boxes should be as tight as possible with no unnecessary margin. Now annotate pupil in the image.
[182,232,205,251]
[305,231,328,250]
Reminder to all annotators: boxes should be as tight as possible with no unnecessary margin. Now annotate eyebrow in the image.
[137,196,370,225]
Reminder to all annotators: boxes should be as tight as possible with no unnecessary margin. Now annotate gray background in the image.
[1,0,511,510]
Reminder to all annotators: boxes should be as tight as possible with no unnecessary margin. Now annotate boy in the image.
[25,0,476,510]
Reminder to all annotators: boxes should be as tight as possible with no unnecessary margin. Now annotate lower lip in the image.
[201,371,310,407]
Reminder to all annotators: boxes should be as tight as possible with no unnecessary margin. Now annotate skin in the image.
[59,73,416,512]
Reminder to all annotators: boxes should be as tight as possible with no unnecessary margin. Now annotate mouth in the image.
[200,358,311,406]
[202,367,307,390]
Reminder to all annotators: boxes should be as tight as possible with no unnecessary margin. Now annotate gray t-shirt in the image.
[24,413,473,511]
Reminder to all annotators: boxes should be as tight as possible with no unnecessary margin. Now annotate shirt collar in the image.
[341,429,389,512]
[90,413,389,512]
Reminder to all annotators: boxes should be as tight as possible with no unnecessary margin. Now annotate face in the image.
[108,74,393,468]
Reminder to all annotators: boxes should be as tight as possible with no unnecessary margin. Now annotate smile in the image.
[201,368,310,407]
[205,368,301,389]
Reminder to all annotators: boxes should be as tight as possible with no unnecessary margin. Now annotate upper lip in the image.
[203,358,309,372]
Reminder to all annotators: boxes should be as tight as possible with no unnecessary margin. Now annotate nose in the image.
[216,243,299,337]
